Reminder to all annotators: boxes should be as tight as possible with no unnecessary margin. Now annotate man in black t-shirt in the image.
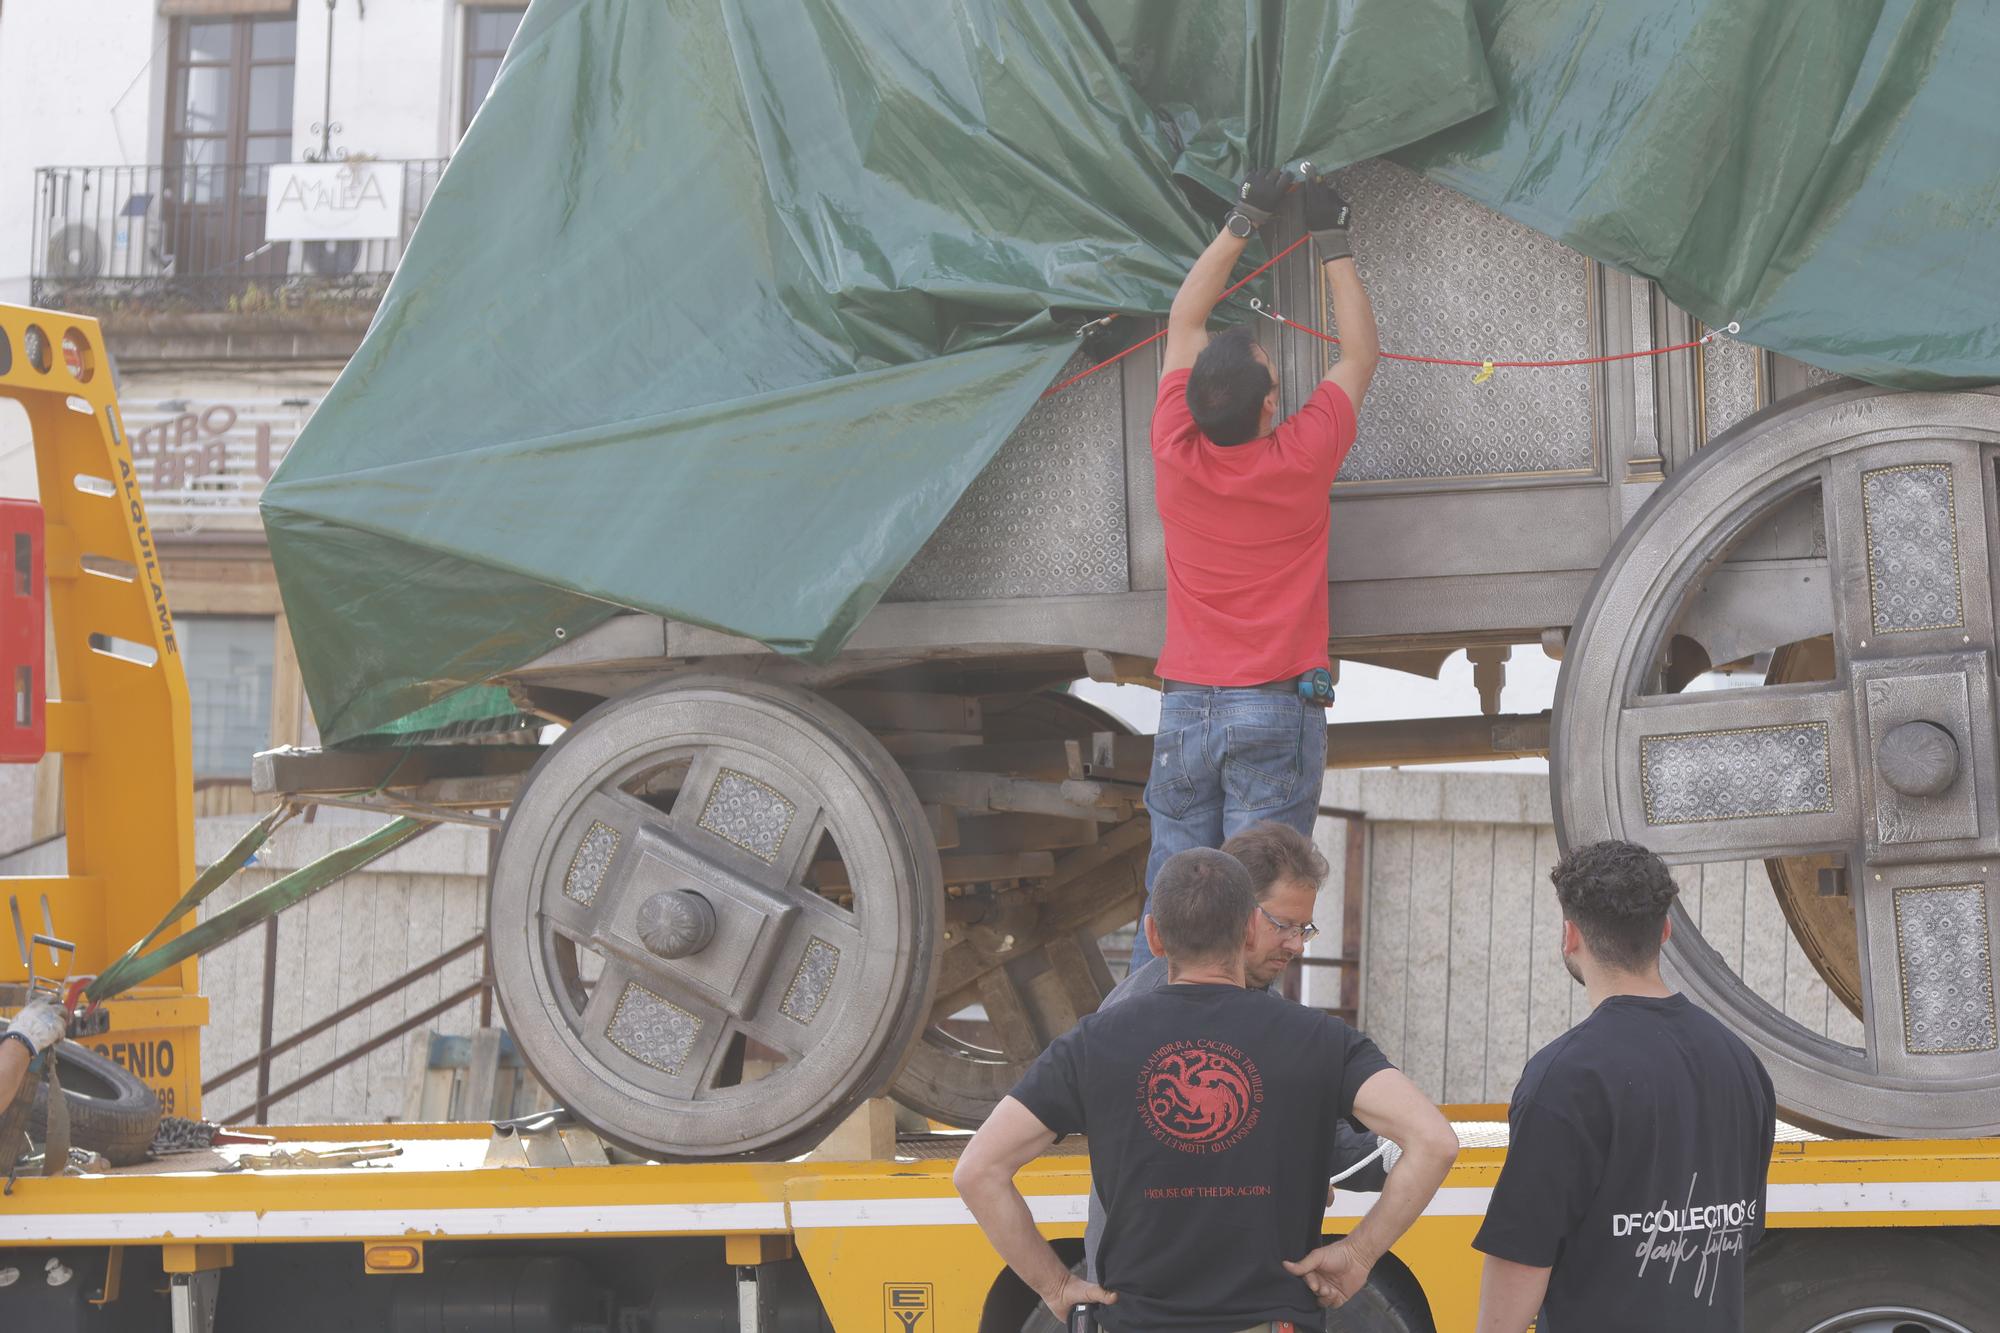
[1473,840,1777,1333]
[955,847,1459,1332]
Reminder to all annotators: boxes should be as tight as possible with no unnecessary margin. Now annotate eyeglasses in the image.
[1257,904,1320,943]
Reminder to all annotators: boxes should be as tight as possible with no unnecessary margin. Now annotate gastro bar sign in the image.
[266,161,406,241]
[121,400,310,518]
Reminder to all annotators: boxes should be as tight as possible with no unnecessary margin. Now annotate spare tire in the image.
[28,1041,161,1166]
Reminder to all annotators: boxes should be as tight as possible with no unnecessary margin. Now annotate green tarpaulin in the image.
[1396,0,2000,389]
[265,0,2000,745]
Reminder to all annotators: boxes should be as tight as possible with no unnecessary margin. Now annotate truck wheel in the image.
[27,1041,161,1167]
[489,677,942,1160]
[1745,1230,2000,1331]
[1554,384,2000,1136]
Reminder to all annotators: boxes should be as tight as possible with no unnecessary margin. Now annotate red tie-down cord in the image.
[1041,232,1738,399]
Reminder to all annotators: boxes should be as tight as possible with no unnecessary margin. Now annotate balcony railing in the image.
[31,160,447,315]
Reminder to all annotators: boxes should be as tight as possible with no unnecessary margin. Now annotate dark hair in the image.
[1150,847,1257,964]
[1186,326,1274,447]
[1222,821,1328,898]
[1550,839,1679,971]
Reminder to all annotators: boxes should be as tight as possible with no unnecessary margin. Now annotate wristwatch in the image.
[1224,210,1256,239]
[0,1029,37,1061]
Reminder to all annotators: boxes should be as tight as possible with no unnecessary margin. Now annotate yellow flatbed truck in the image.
[4,1114,2000,1331]
[5,310,2000,1333]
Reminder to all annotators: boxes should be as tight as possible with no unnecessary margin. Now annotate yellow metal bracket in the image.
[0,305,200,1114]
[161,1242,233,1274]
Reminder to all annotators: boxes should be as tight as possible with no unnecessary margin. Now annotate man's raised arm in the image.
[1162,169,1288,375]
[1284,1069,1459,1308]
[1302,178,1380,412]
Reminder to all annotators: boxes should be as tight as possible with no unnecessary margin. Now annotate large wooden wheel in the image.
[1556,385,2000,1137]
[489,677,941,1159]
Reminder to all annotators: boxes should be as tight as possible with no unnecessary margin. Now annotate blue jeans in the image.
[1131,685,1328,971]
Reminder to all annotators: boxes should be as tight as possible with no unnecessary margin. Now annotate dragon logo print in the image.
[1138,1039,1263,1153]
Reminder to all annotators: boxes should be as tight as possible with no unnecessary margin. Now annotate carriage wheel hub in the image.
[638,890,717,959]
[1877,720,1960,799]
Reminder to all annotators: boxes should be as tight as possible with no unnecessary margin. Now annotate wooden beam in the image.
[268,613,304,750]
[823,690,982,734]
[1050,713,1557,777]
[813,851,1055,889]
[951,812,1098,854]
[903,738,1075,780]
[1326,712,1550,767]
[251,744,544,798]
[902,769,1128,823]
[1070,732,1153,783]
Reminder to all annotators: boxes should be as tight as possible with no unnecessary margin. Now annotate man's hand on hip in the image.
[1303,176,1352,262]
[1041,1271,1118,1322]
[1284,1237,1372,1308]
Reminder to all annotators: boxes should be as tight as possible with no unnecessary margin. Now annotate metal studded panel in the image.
[888,350,1127,601]
[605,981,704,1074]
[1640,722,1835,825]
[1325,159,1595,484]
[780,936,840,1024]
[564,821,620,906]
[1862,464,1963,635]
[697,769,795,864]
[1699,334,1761,444]
[1893,884,1997,1055]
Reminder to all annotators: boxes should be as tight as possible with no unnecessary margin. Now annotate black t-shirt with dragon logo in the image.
[1010,981,1392,1332]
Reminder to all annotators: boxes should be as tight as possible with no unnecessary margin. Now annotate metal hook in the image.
[1249,298,1283,322]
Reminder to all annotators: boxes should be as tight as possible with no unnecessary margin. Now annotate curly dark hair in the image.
[1550,839,1680,971]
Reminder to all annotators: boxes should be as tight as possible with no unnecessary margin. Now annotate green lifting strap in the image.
[85,813,433,1004]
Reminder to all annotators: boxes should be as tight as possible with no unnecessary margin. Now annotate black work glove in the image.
[1226,167,1289,231]
[1303,176,1353,262]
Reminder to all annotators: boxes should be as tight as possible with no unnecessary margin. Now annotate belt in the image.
[1162,677,1300,696]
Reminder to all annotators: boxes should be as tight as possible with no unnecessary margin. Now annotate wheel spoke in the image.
[1615,684,1856,863]
[976,968,1045,1065]
[1851,867,2000,1079]
[540,786,679,941]
[579,960,734,1098]
[1820,444,1991,663]
[734,908,866,1061]
[674,745,826,890]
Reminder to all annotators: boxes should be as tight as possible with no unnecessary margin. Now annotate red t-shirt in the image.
[1150,368,1357,686]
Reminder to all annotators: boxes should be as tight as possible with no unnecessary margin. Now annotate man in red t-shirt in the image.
[1130,169,1381,972]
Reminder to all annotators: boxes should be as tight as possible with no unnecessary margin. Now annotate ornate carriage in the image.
[259,156,1999,1156]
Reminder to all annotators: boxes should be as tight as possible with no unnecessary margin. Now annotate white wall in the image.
[1332,768,1864,1106]
[293,0,463,165]
[0,0,480,305]
[0,2,167,302]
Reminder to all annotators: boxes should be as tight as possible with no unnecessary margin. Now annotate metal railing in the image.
[205,927,495,1126]
[30,160,447,314]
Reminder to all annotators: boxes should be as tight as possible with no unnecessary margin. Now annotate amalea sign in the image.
[265,162,405,241]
